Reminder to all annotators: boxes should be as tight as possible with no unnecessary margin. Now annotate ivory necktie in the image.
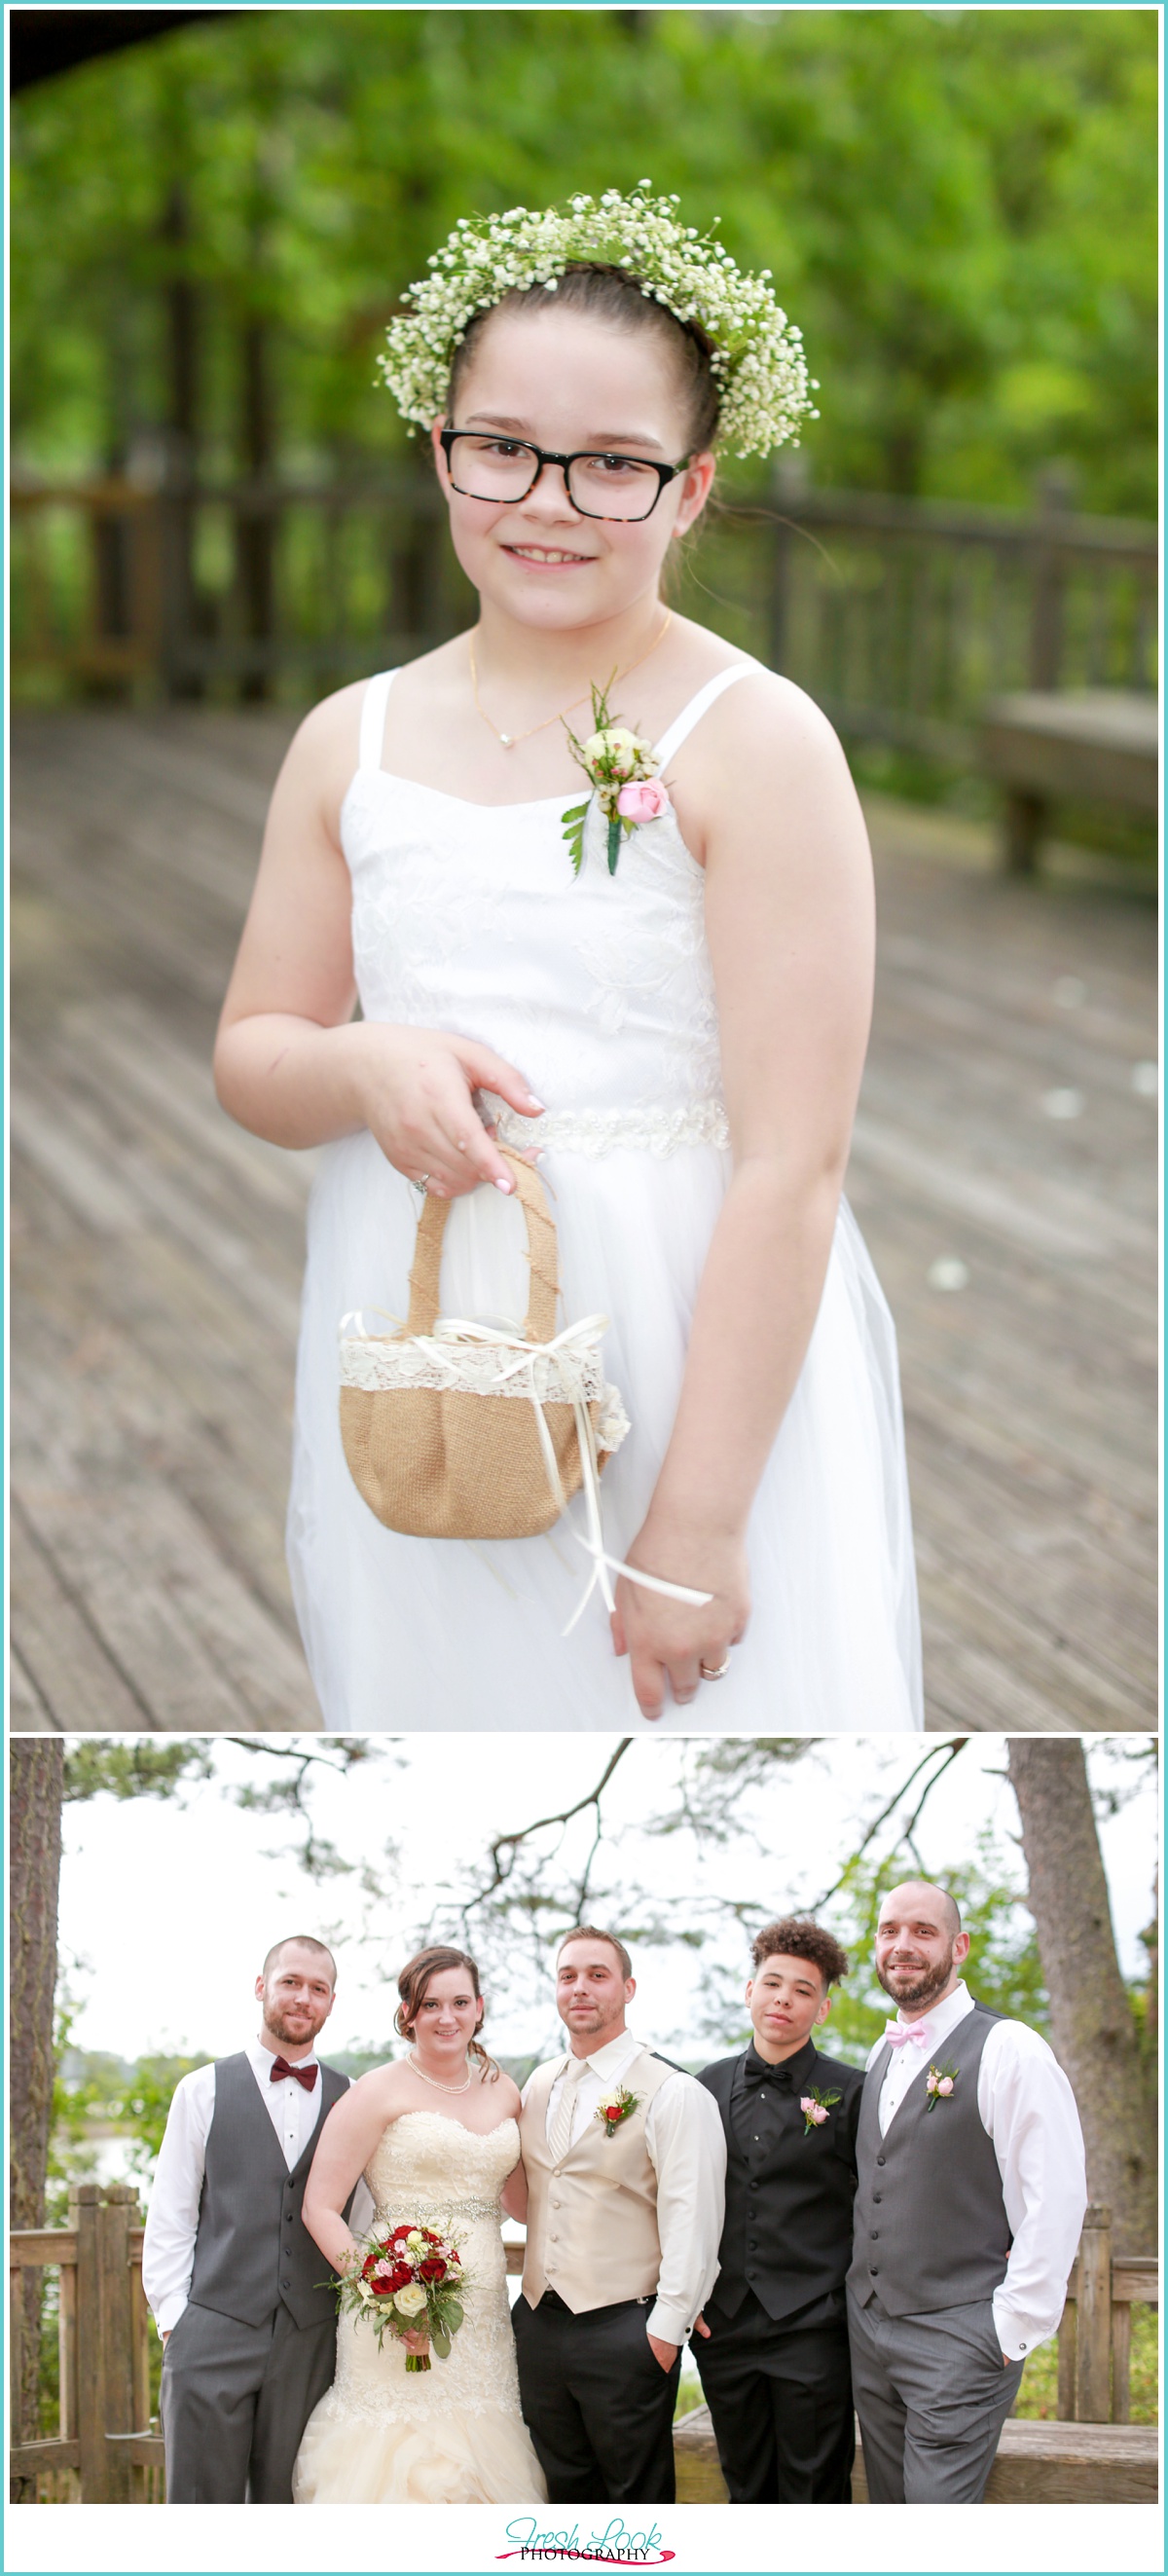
[547,2056,587,2164]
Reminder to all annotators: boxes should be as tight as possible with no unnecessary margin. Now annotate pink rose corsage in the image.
[562,678,671,877]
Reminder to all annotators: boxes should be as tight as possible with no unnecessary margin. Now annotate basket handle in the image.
[405,1149,560,1343]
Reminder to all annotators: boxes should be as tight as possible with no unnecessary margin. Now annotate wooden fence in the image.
[11,462,1156,772]
[8,2188,1156,2504]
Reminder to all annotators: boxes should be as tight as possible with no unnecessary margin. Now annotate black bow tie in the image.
[743,2054,794,2092]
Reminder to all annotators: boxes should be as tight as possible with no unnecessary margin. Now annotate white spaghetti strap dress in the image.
[286,664,923,1731]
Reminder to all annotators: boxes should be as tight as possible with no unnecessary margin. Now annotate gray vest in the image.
[848,2002,1011,2316]
[188,2052,351,2331]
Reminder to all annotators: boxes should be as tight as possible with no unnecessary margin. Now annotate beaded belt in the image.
[488,1097,729,1158]
[371,2196,502,2233]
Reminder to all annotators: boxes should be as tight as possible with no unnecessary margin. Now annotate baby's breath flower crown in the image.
[379,184,817,460]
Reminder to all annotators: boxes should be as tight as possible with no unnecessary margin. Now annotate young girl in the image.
[214,188,923,1732]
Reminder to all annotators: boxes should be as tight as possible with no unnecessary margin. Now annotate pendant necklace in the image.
[409,2053,473,2094]
[469,610,673,750]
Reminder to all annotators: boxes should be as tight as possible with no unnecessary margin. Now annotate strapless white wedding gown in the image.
[293,2111,544,2506]
[287,664,923,1731]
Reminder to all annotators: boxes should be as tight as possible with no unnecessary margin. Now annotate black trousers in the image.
[161,2299,337,2503]
[513,2291,681,2506]
[695,2289,855,2503]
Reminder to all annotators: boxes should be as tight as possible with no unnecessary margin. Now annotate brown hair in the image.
[750,1919,849,1989]
[557,1926,634,1981]
[262,1935,337,1987]
[448,263,721,452]
[394,1945,499,2082]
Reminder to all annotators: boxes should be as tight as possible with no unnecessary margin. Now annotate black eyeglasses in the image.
[439,429,691,523]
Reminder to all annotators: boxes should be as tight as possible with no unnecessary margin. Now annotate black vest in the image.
[188,2052,351,2331]
[701,2041,863,2326]
[848,2001,1011,2316]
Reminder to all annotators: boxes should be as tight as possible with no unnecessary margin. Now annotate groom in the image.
[515,1926,727,2505]
[847,1879,1087,2503]
[143,1934,357,2503]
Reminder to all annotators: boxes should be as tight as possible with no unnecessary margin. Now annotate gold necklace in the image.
[468,611,673,750]
[408,2051,472,2094]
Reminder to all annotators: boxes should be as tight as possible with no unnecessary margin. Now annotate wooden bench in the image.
[979,687,1159,872]
[673,2403,1158,2504]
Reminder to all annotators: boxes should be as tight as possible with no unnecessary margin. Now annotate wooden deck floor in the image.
[10,711,1157,1734]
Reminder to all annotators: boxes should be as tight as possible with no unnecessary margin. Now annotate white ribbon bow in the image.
[341,1307,712,1636]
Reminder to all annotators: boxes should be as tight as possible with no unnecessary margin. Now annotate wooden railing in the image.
[9,2196,1154,2502]
[9,2184,162,2504]
[11,464,1156,773]
[1057,2203,1158,2425]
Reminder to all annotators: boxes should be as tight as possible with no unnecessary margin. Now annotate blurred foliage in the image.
[11,8,1156,508]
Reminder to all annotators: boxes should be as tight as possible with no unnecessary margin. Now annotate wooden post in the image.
[1057,2295,1077,2420]
[58,2246,79,2461]
[1111,2301,1132,2425]
[1029,462,1074,691]
[70,2185,107,2502]
[1075,2205,1113,2423]
[98,2189,138,2501]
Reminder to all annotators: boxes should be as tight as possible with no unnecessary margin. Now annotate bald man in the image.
[847,1880,1086,2504]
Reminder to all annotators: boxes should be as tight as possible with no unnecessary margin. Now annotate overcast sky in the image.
[57,1734,1155,2068]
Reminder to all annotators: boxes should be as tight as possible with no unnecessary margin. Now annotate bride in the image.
[295,1945,544,2504]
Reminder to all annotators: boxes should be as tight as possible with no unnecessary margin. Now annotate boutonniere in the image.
[925,2061,959,2110]
[562,679,671,878]
[594,2083,641,2139]
[799,2085,842,2134]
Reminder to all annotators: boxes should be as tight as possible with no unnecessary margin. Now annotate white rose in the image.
[393,2283,428,2317]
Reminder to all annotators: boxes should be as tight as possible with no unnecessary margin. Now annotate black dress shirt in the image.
[700,2039,863,2327]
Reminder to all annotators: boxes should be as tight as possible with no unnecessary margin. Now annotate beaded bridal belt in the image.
[371,2197,502,2232]
[486,1096,730,1158]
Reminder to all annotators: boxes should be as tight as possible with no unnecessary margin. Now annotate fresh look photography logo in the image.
[495,2515,675,2564]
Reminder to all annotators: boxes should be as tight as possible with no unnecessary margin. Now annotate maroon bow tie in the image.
[270,2055,318,2092]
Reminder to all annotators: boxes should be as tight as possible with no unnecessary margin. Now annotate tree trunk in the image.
[1007,1739,1157,2251]
[9,1739,65,2492]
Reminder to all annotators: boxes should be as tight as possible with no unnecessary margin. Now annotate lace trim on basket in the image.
[339,1324,631,1457]
[488,1096,730,1158]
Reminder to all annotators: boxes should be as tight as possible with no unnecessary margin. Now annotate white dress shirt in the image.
[524,2029,727,2348]
[142,2037,367,2336]
[866,1980,1087,2362]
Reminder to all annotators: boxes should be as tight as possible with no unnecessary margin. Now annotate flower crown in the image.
[379,184,817,460]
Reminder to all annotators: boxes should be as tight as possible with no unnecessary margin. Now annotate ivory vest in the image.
[520,2047,675,2314]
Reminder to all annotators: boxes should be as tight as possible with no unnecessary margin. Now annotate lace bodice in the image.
[339,666,760,1148]
[364,2108,521,2226]
[329,2112,523,2424]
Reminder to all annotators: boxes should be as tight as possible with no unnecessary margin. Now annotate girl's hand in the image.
[402,2327,431,2357]
[610,1522,749,1719]
[353,1026,544,1198]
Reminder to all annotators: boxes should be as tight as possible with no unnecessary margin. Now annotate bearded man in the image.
[143,1935,359,2503]
[847,1880,1086,2504]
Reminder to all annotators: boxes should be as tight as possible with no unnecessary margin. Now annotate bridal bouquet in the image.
[339,2224,469,2371]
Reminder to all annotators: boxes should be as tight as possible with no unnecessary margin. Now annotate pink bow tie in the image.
[886,2021,932,2049]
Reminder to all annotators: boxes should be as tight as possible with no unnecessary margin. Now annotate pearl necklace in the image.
[408,2052,473,2094]
[468,610,672,749]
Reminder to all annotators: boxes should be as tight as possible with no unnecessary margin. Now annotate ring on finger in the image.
[699,1654,732,1681]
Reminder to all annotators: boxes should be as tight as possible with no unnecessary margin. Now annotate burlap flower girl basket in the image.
[339,1150,630,1543]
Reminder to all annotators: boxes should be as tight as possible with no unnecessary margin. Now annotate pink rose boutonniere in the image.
[562,679,671,877]
[800,2085,842,2135]
[925,2061,959,2111]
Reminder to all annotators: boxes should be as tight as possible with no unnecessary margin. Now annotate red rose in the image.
[602,2104,621,2122]
[389,2225,412,2244]
[419,2257,446,2281]
[371,2261,412,2296]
